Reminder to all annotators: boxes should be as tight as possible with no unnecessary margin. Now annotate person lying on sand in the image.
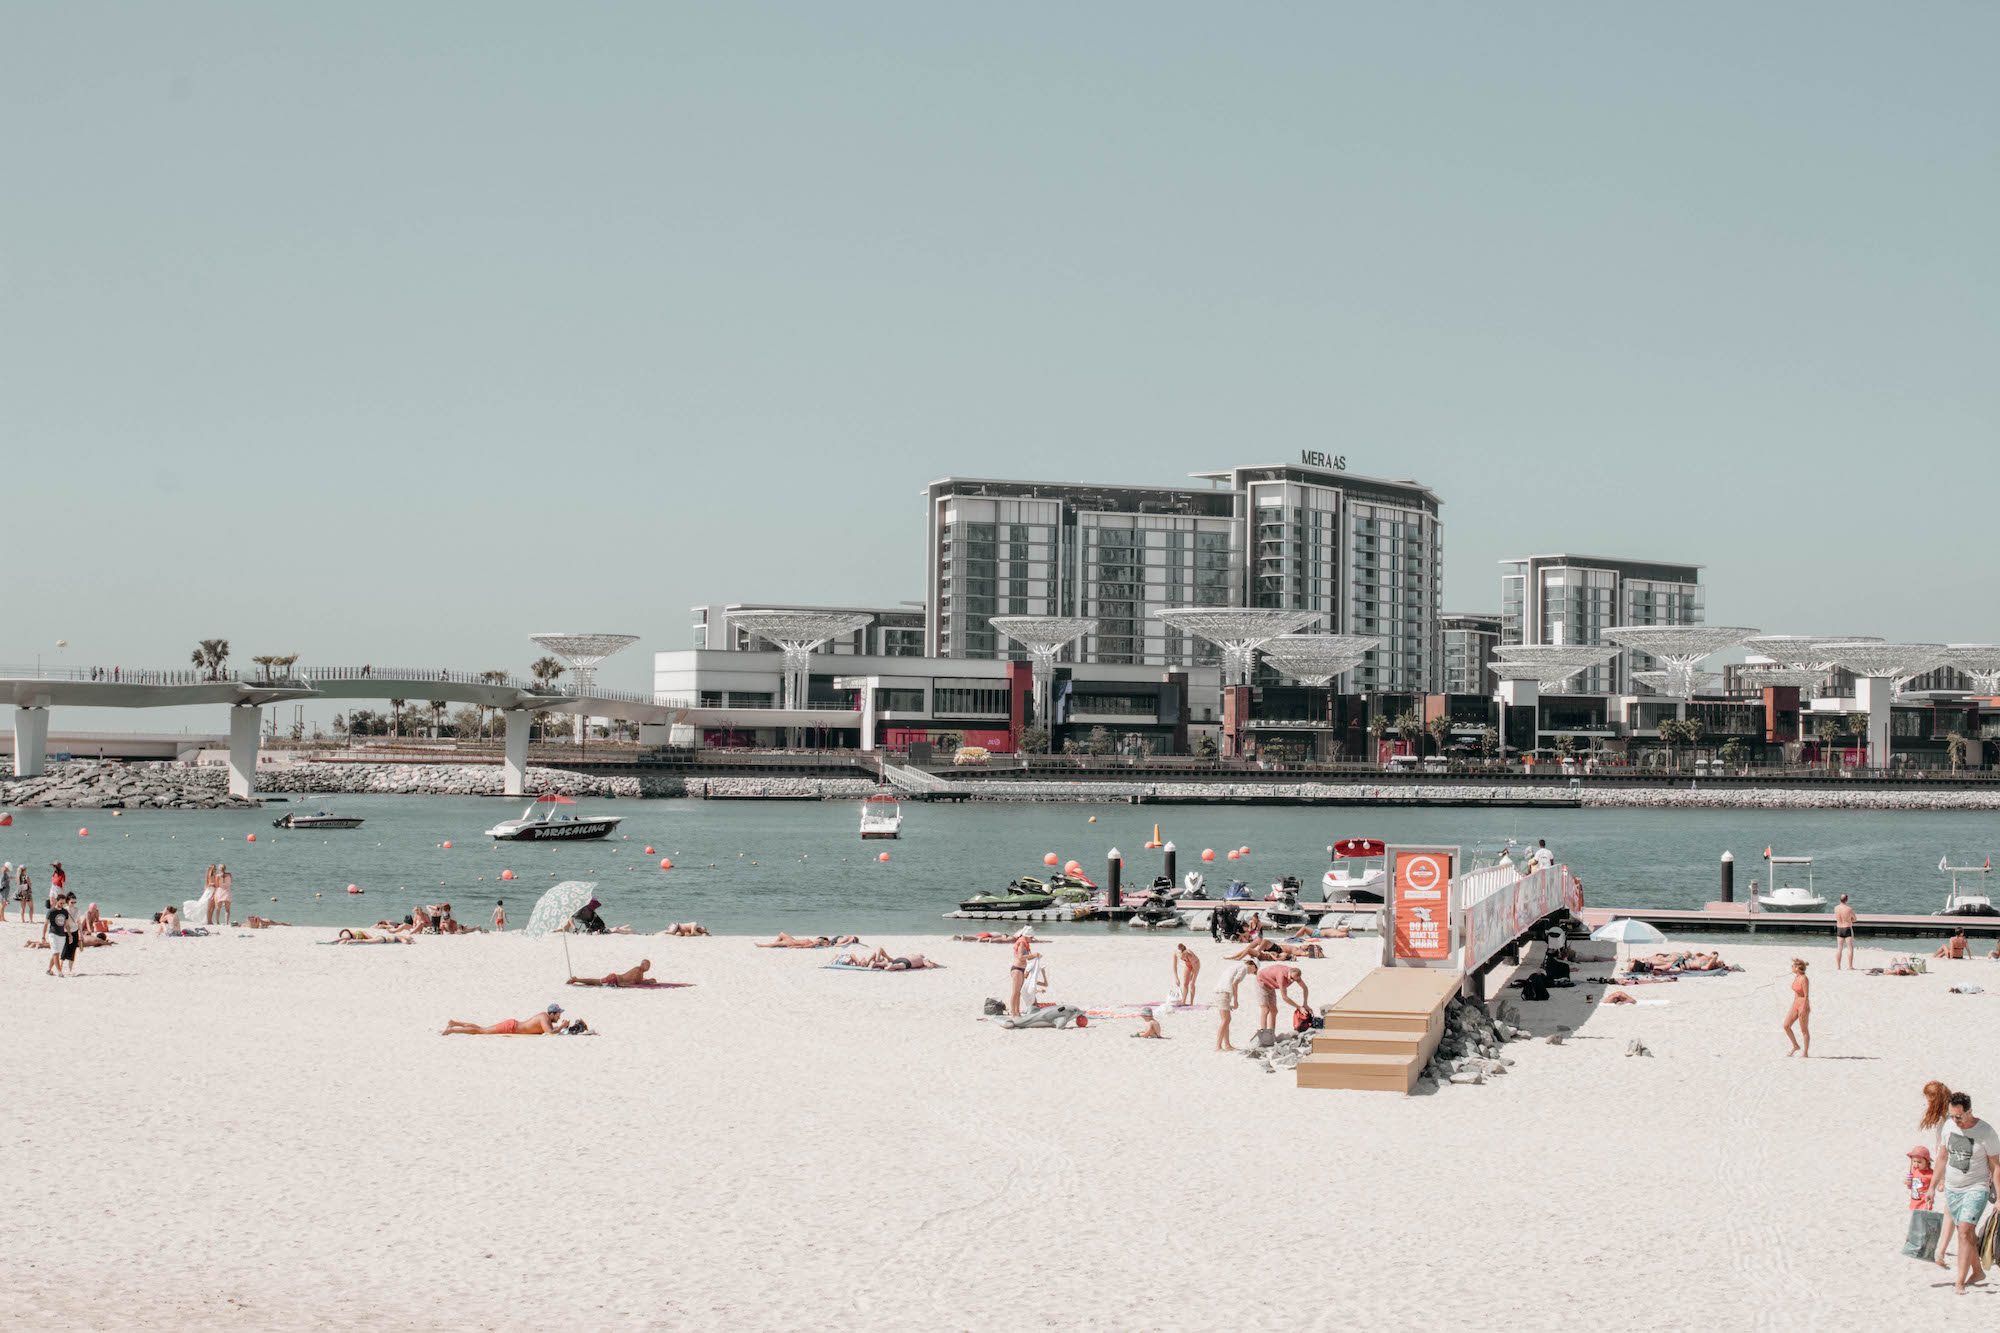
[335,929,411,945]
[568,959,653,987]
[442,1004,569,1035]
[657,922,710,936]
[838,947,938,970]
[756,933,860,948]
[245,917,290,928]
[1604,990,1635,1005]
[1286,926,1350,940]
[955,932,1047,943]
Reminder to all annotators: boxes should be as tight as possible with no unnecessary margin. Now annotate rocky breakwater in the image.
[257,763,648,799]
[693,776,878,799]
[1578,785,2000,811]
[2,762,256,810]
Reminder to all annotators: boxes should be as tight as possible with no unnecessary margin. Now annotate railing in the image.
[668,697,861,712]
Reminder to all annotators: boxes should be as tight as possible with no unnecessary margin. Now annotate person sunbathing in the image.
[156,907,181,935]
[441,1004,569,1035]
[756,933,860,948]
[568,959,653,987]
[79,904,106,935]
[1287,926,1349,940]
[1933,931,1969,960]
[657,922,710,936]
[955,932,1046,943]
[334,929,411,945]
[245,916,290,928]
[838,947,938,970]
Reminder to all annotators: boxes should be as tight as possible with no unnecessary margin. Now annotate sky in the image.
[4,3,1994,731]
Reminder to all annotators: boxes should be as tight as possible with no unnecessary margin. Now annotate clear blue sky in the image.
[5,3,1994,730]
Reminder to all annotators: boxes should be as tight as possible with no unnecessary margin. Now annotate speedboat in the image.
[959,885,1055,913]
[1322,838,1387,903]
[859,794,902,839]
[271,808,364,830]
[484,794,623,842]
[1938,856,1998,917]
[1755,849,1826,912]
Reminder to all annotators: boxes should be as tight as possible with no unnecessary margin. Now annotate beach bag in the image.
[1903,1209,1945,1262]
[1292,1007,1317,1033]
[1979,1201,1999,1266]
[1520,973,1549,1002]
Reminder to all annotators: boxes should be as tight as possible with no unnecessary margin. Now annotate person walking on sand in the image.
[1927,1091,2000,1295]
[1008,929,1039,1018]
[1833,895,1857,970]
[1215,955,1253,1051]
[1172,943,1201,1007]
[1921,1081,1961,1271]
[44,896,73,978]
[1782,957,1810,1057]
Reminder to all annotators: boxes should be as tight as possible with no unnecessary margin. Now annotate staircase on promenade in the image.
[1295,966,1463,1094]
[879,760,952,794]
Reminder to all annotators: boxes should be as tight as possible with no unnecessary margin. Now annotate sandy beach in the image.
[10,919,2000,1330]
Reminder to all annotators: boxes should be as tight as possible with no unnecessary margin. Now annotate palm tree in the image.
[529,657,566,691]
[1392,711,1423,759]
[1426,713,1454,758]
[388,699,406,739]
[1948,732,1969,774]
[429,700,448,738]
[1848,713,1872,767]
[1813,716,1840,770]
[190,638,230,681]
[479,669,511,739]
[1366,714,1389,764]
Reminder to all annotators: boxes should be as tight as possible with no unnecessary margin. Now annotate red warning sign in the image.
[1393,848,1454,962]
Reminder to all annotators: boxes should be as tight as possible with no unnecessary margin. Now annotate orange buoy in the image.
[1088,816,1097,822]
[1044,852,1059,865]
[442,841,452,849]
[1239,845,1250,855]
[878,851,890,861]
[659,858,672,870]
[1227,850,1239,860]
[501,870,515,881]
[645,846,655,855]
[247,833,256,841]
[346,885,362,894]
[1201,848,1214,861]
[78,828,88,837]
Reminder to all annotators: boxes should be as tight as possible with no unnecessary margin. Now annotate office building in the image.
[1498,554,1703,695]
[1441,612,1501,695]
[925,459,1442,692]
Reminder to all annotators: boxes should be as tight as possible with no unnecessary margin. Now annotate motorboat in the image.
[1322,838,1387,904]
[859,794,902,839]
[959,882,1055,914]
[1755,849,1826,913]
[484,794,623,842]
[1937,855,1998,917]
[271,807,364,830]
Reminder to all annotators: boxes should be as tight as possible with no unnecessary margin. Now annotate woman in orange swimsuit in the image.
[1782,957,1810,1057]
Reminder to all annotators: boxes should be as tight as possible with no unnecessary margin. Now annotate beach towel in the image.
[1904,1209,1945,1262]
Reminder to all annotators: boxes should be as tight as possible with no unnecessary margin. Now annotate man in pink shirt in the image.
[1255,963,1309,1035]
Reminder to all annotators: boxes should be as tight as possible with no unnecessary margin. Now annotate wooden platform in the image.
[1579,903,2000,937]
[1296,966,1462,1094]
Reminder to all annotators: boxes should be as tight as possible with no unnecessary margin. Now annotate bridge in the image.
[2,665,693,797]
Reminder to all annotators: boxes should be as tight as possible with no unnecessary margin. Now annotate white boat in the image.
[1756,849,1826,912]
[859,793,902,840]
[272,807,364,830]
[1322,837,1387,903]
[484,794,623,842]
[1938,855,1998,917]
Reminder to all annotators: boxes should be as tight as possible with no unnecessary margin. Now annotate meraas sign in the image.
[1299,450,1347,471]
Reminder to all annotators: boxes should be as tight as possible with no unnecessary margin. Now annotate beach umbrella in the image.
[525,880,597,974]
[1590,919,1667,945]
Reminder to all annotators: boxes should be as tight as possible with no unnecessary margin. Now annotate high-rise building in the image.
[925,460,1442,692]
[1497,554,1703,694]
[1441,612,1501,695]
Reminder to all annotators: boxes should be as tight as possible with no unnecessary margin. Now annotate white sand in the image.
[10,919,2000,1329]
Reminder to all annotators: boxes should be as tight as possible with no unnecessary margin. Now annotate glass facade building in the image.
[927,463,1442,692]
[1496,555,1704,695]
[1441,612,1502,695]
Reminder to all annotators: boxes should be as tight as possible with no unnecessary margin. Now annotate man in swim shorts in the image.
[1832,894,1856,970]
[1254,963,1308,1036]
[568,960,653,987]
[441,1003,568,1035]
[1927,1091,2000,1294]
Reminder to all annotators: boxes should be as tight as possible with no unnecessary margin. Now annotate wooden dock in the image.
[1580,902,2000,938]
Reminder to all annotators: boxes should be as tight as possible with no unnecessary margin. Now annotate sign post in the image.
[1384,844,1459,968]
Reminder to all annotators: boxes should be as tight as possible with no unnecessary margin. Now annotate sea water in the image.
[5,796,1992,935]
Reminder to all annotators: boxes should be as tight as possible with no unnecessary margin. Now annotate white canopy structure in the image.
[1945,645,2000,696]
[1741,635,1882,699]
[1812,642,1949,766]
[1153,608,1323,686]
[988,615,1097,730]
[1735,667,1831,691]
[1490,644,1620,692]
[1632,669,1722,696]
[725,611,874,744]
[529,633,641,742]
[1257,634,1383,687]
[1600,625,1759,698]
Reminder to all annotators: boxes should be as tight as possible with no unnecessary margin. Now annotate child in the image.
[1906,1145,1934,1209]
[1132,1007,1164,1039]
[493,900,506,931]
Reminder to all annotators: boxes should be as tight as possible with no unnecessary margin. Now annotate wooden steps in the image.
[1296,966,1462,1094]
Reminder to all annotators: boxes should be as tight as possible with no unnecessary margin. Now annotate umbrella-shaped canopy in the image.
[526,881,597,938]
[1590,918,1667,945]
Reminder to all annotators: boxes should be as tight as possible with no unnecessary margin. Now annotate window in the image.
[933,687,1009,715]
[874,688,925,712]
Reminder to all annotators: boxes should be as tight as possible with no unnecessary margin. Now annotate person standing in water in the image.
[1782,957,1810,1057]
[1832,894,1857,970]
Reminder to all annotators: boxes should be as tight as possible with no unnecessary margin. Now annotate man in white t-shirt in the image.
[1214,958,1253,1053]
[1928,1091,2000,1294]
[1532,840,1555,872]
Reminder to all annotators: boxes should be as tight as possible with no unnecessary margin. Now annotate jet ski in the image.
[959,881,1056,913]
[1023,872,1098,904]
[1223,880,1255,901]
[1170,871,1208,900]
[1126,887,1187,929]
[1261,876,1321,930]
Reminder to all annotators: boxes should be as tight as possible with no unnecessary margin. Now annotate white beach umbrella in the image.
[526,880,597,974]
[1590,919,1667,945]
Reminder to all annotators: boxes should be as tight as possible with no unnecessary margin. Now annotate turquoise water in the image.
[4,796,1994,935]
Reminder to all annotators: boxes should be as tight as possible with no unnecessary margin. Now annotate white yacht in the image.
[1938,855,1997,917]
[1322,837,1387,903]
[1755,848,1826,912]
[859,794,903,840]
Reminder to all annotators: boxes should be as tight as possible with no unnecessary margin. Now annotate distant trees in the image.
[1426,714,1454,757]
[250,654,300,682]
[388,699,406,738]
[1018,724,1051,754]
[1656,717,1700,770]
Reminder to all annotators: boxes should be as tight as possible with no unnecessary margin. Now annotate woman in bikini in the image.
[1782,957,1810,1057]
[442,1004,567,1035]
[1008,932,1038,1016]
[657,922,710,936]
[1172,943,1201,1007]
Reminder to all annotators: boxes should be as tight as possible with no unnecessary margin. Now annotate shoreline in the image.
[13,760,2000,810]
